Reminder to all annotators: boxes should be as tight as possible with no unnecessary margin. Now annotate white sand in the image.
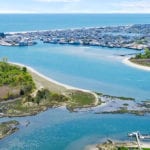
[123,57,150,72]
[10,62,94,94]
[85,145,99,150]
[141,142,150,148]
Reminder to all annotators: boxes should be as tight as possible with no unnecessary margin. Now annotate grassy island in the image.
[0,120,19,139]
[130,48,150,67]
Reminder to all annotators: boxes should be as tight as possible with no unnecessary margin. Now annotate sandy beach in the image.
[10,62,90,91]
[10,62,99,100]
[123,57,150,72]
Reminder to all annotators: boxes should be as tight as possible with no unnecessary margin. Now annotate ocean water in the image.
[0,14,150,150]
[0,14,150,32]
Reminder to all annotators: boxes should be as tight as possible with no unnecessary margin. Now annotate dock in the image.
[128,131,150,150]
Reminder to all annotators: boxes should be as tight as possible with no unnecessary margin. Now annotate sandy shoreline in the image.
[122,57,150,72]
[10,62,95,94]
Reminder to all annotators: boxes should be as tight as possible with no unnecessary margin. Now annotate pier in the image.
[128,131,150,150]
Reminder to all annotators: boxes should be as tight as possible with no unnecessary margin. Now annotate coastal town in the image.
[0,24,150,50]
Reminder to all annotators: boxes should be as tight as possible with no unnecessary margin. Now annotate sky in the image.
[0,0,150,14]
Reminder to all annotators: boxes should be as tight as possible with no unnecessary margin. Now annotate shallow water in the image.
[0,108,149,150]
[0,43,149,100]
[0,14,150,150]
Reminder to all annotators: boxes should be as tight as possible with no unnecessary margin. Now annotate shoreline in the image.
[8,62,150,116]
[0,61,149,118]
[10,62,99,103]
[86,140,150,150]
[5,25,133,35]
[122,57,150,71]
[0,61,99,118]
[0,61,147,117]
[0,120,19,140]
[11,62,91,92]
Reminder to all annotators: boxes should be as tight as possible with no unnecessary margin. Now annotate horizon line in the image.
[0,12,150,14]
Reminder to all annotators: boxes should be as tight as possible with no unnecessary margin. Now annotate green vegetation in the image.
[130,48,150,67]
[96,141,150,150]
[118,148,150,150]
[118,147,143,150]
[0,120,19,139]
[25,88,68,105]
[118,147,128,150]
[103,94,135,101]
[67,90,96,109]
[135,48,150,59]
[0,59,35,101]
[0,88,69,116]
[0,58,97,117]
[0,59,34,87]
[95,92,103,96]
[95,92,135,101]
[123,103,129,106]
[0,89,97,116]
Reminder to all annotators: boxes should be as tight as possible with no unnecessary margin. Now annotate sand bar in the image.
[123,57,150,72]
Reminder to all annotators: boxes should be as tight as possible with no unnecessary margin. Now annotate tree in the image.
[20,89,25,96]
[35,97,40,105]
[25,95,33,102]
[22,67,27,73]
[145,48,150,58]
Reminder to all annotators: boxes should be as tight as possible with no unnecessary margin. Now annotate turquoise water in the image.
[0,43,149,100]
[0,109,150,150]
[0,14,150,150]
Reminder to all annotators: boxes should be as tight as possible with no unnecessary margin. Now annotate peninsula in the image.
[0,60,99,118]
[130,48,150,67]
[0,59,149,119]
[0,59,98,139]
[123,47,150,72]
